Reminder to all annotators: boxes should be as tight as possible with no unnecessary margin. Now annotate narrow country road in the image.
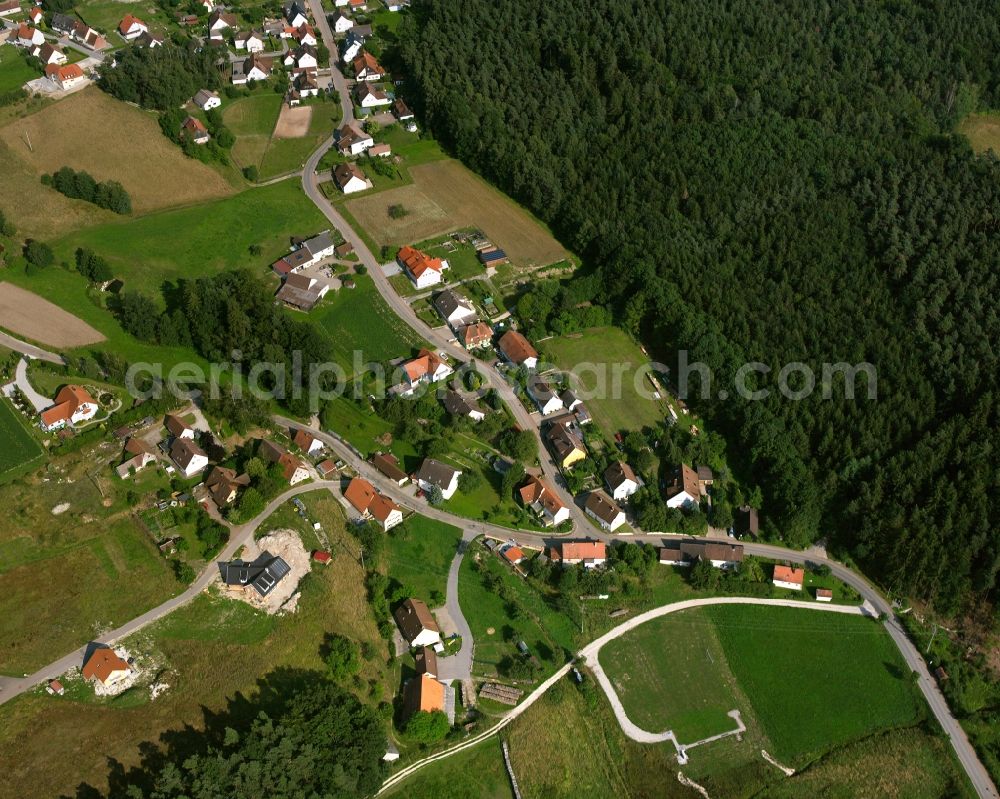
[0,330,64,365]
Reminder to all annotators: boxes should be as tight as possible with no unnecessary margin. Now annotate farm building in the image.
[394,598,441,648]
[773,564,805,590]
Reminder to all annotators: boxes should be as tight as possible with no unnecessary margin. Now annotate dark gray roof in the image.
[442,390,482,418]
[433,289,475,321]
[218,551,291,597]
[415,458,459,489]
[303,230,334,256]
[51,12,76,32]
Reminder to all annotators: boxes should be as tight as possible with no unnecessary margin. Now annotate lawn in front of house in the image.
[384,515,462,606]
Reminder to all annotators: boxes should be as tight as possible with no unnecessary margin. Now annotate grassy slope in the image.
[382,738,513,799]
[0,47,37,93]
[385,515,462,605]
[0,398,44,478]
[706,604,924,765]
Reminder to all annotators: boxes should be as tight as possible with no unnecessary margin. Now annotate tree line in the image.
[399,0,1000,614]
[41,167,131,214]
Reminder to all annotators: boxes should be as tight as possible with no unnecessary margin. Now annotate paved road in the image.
[433,545,473,682]
[580,597,872,745]
[0,330,64,364]
[12,357,52,412]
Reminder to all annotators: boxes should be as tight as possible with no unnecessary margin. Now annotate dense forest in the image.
[399,0,1000,612]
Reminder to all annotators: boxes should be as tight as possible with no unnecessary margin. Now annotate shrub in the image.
[243,165,259,182]
[24,240,54,268]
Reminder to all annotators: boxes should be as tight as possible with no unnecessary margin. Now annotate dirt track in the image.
[273,105,312,139]
[0,283,105,347]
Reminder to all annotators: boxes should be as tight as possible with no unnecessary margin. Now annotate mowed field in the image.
[345,159,568,268]
[599,607,748,742]
[0,89,235,215]
[0,282,105,347]
[57,179,328,296]
[0,399,44,481]
[384,515,462,605]
[958,112,1000,154]
[0,46,37,93]
[544,326,671,437]
[0,491,394,799]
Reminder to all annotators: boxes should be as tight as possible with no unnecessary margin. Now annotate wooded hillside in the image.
[399,0,1000,611]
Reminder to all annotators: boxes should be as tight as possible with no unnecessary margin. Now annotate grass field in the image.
[382,738,513,799]
[345,158,569,269]
[76,0,174,39]
[545,326,676,438]
[0,88,235,216]
[0,46,37,93]
[57,179,328,297]
[958,112,1000,155]
[0,398,44,482]
[0,490,394,799]
[599,607,746,742]
[385,515,462,605]
[312,274,427,373]
[706,604,924,764]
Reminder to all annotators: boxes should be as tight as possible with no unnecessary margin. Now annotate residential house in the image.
[368,142,391,157]
[193,89,222,110]
[332,161,369,194]
[518,474,569,526]
[414,645,437,677]
[259,439,310,485]
[316,459,337,478]
[496,330,538,369]
[116,438,157,479]
[293,21,316,45]
[343,477,404,531]
[665,462,700,509]
[333,13,353,33]
[335,122,374,156]
[270,230,336,274]
[35,43,68,65]
[82,648,132,688]
[584,490,626,532]
[165,413,195,439]
[604,461,640,502]
[236,30,266,52]
[356,82,391,108]
[393,98,414,121]
[136,31,164,47]
[394,597,441,648]
[433,289,477,330]
[15,24,45,47]
[181,116,211,144]
[371,452,409,485]
[76,24,107,49]
[205,465,250,507]
[397,245,449,289]
[208,10,236,35]
[545,420,586,469]
[503,545,524,565]
[44,63,86,90]
[27,6,41,23]
[232,54,272,84]
[170,437,208,478]
[40,385,97,431]
[658,541,744,570]
[284,43,317,70]
[550,540,607,569]
[735,505,759,538]
[283,1,308,27]
[816,588,833,602]
[198,0,214,12]
[527,380,564,415]
[218,550,291,597]
[50,13,78,33]
[0,1,21,16]
[293,428,324,456]
[340,29,366,62]
[287,70,320,104]
[401,348,453,392]
[275,272,330,311]
[773,564,804,591]
[403,673,446,719]
[442,390,486,422]
[458,322,492,350]
[352,50,384,81]
[414,458,461,500]
[561,389,591,424]
[117,14,148,39]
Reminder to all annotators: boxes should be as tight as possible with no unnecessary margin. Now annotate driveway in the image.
[13,358,52,412]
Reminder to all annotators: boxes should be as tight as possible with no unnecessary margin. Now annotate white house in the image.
[394,598,441,648]
[528,381,564,416]
[344,477,404,532]
[816,588,833,602]
[496,330,539,370]
[117,14,148,40]
[82,648,133,688]
[604,461,640,502]
[442,390,486,422]
[584,490,626,532]
[170,437,208,478]
[332,162,369,194]
[236,31,266,52]
[773,564,805,591]
[352,50,384,81]
[292,428,325,456]
[285,44,317,70]
[15,24,45,47]
[397,246,449,289]
[35,43,68,65]
[356,83,391,108]
[519,475,570,527]
[208,10,236,34]
[433,289,477,330]
[401,349,453,392]
[333,13,353,33]
[665,462,700,509]
[551,540,607,569]
[415,458,461,501]
[40,385,97,431]
[0,1,21,17]
[193,89,222,110]
[284,1,308,27]
[341,30,365,62]
[293,22,316,46]
[335,123,374,156]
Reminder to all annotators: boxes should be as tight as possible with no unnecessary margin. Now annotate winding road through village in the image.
[0,16,995,797]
